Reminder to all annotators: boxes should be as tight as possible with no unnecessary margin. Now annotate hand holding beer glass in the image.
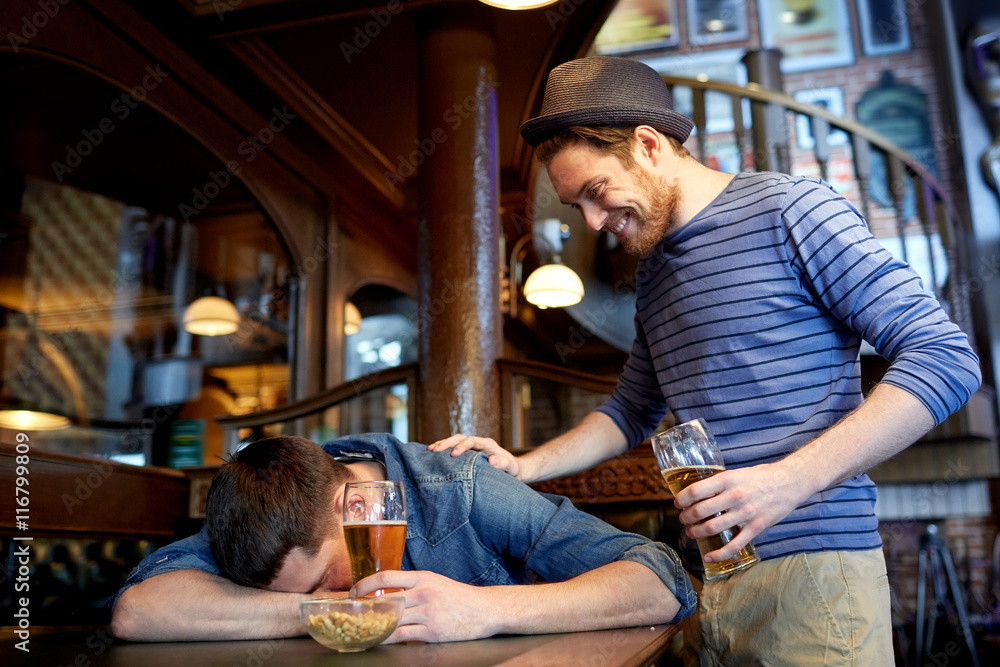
[652,419,759,581]
[343,480,407,596]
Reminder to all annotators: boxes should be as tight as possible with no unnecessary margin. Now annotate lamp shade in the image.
[183,296,240,336]
[523,263,584,308]
[0,327,78,431]
[344,301,362,336]
[0,408,71,431]
[478,0,558,8]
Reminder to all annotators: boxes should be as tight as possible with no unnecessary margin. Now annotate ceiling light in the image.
[478,0,559,8]
[183,296,240,336]
[0,289,77,431]
[523,263,585,308]
[0,408,71,431]
[503,229,585,316]
[345,301,362,336]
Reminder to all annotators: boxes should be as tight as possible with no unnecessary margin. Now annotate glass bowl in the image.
[300,597,405,652]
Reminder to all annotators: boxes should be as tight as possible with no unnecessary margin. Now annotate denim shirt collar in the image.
[321,433,476,551]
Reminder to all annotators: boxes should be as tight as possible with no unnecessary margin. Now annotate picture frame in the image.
[686,0,749,46]
[593,0,680,55]
[856,0,910,56]
[757,0,855,73]
[793,86,849,150]
[642,48,749,136]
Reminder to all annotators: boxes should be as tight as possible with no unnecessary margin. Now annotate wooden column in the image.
[742,48,790,174]
[416,8,502,443]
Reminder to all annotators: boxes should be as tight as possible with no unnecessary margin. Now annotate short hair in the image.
[206,435,351,587]
[534,125,690,167]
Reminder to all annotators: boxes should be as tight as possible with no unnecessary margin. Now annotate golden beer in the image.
[662,465,760,581]
[344,520,407,595]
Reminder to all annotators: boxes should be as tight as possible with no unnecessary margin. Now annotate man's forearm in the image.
[521,412,628,483]
[111,570,316,641]
[780,382,935,497]
[677,382,941,563]
[487,561,680,635]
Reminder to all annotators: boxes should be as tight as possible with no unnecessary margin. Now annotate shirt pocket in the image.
[409,475,473,546]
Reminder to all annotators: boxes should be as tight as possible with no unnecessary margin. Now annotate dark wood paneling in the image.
[0,445,188,538]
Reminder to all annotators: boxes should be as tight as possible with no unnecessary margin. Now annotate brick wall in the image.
[880,516,997,631]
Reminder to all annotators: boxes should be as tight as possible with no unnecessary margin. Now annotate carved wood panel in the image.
[529,443,672,504]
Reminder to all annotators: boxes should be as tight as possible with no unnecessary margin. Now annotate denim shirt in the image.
[111,433,696,623]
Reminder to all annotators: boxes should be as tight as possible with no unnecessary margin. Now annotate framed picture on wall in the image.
[687,0,749,46]
[594,0,680,55]
[793,86,849,149]
[758,0,855,73]
[856,0,910,56]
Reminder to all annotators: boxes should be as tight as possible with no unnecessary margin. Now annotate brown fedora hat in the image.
[520,57,694,147]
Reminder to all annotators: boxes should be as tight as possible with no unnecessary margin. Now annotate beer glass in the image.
[651,419,759,581]
[343,480,407,595]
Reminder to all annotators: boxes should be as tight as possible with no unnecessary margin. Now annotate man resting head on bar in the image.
[109,433,696,643]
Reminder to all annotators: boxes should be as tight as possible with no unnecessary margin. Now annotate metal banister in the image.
[215,363,417,429]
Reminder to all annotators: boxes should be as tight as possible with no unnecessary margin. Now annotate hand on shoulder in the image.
[426,434,523,479]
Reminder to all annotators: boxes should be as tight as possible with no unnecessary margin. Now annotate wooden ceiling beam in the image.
[225,37,405,208]
[185,0,459,40]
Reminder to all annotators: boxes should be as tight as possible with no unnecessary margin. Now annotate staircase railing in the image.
[215,363,418,457]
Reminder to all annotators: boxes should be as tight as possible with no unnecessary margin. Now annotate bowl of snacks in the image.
[300,597,405,652]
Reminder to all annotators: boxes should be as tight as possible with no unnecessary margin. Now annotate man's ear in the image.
[332,485,346,516]
[633,126,664,166]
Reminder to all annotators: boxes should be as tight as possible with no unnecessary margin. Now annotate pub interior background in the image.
[1,0,1000,664]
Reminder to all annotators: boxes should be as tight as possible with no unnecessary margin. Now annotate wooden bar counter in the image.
[0,624,680,666]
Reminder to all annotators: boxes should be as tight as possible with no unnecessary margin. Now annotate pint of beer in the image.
[652,419,759,581]
[343,481,407,595]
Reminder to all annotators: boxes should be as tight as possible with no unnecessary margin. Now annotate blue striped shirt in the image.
[597,172,981,567]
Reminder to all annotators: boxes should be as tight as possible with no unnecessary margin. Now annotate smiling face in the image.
[547,136,681,256]
[266,534,354,594]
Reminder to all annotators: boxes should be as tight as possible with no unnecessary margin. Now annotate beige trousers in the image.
[682,549,894,666]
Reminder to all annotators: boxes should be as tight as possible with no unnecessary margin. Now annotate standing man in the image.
[431,56,982,664]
